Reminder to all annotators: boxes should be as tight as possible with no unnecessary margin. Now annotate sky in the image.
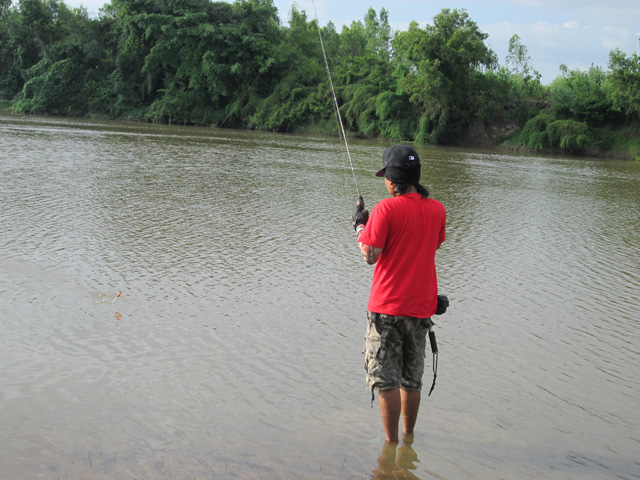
[64,0,640,84]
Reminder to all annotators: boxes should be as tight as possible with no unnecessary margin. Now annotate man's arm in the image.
[359,241,383,265]
[352,199,383,264]
[356,226,383,264]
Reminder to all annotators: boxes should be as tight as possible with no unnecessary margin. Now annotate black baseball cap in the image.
[376,145,421,184]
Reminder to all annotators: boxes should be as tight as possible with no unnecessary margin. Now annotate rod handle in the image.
[428,329,438,354]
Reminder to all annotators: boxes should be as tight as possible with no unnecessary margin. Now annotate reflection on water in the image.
[1,115,639,480]
[372,437,424,480]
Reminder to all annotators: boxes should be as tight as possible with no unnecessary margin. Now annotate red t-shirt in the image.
[358,193,446,318]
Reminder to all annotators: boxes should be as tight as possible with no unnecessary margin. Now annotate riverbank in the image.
[460,114,640,161]
[506,125,640,162]
[3,107,638,161]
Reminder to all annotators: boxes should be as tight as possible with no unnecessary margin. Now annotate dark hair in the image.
[393,182,430,198]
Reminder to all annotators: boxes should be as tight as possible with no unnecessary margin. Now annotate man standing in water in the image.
[352,145,446,444]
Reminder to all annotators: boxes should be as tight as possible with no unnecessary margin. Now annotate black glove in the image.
[351,196,369,231]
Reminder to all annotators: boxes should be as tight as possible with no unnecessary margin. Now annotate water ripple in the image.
[2,116,640,480]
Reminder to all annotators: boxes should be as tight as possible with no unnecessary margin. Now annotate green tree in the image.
[338,18,366,59]
[608,48,640,121]
[335,8,399,138]
[14,42,92,115]
[393,8,497,143]
[503,34,546,125]
[363,7,391,60]
[0,0,61,98]
[100,0,281,123]
[550,64,617,125]
[0,1,20,98]
[250,6,330,132]
[9,0,112,114]
[208,0,282,126]
[340,54,395,138]
[505,33,534,77]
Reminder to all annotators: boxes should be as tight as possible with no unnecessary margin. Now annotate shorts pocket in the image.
[363,313,386,372]
[364,333,381,369]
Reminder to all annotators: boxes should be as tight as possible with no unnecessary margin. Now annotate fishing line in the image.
[311,0,361,200]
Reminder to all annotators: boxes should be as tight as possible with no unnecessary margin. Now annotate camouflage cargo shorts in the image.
[363,311,433,392]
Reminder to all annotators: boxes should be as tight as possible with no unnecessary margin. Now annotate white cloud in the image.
[483,20,637,83]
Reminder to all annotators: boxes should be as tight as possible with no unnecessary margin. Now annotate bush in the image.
[516,113,593,153]
[546,120,592,152]
[516,112,553,148]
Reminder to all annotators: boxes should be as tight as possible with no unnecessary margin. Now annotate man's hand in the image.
[351,196,369,231]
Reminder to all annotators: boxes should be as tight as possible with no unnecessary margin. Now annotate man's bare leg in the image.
[400,389,421,436]
[378,388,401,443]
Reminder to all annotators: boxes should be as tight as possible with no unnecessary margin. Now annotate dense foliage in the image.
[1,0,638,156]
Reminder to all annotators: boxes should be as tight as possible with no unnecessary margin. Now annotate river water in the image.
[1,114,639,480]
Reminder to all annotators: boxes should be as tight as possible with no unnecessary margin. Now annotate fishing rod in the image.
[311,0,362,202]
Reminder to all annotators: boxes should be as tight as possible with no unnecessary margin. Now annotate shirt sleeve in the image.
[358,202,388,249]
[438,203,446,245]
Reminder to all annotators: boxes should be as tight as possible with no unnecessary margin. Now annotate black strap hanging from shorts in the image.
[428,328,438,396]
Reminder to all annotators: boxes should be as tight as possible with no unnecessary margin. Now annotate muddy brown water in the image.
[1,115,639,479]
